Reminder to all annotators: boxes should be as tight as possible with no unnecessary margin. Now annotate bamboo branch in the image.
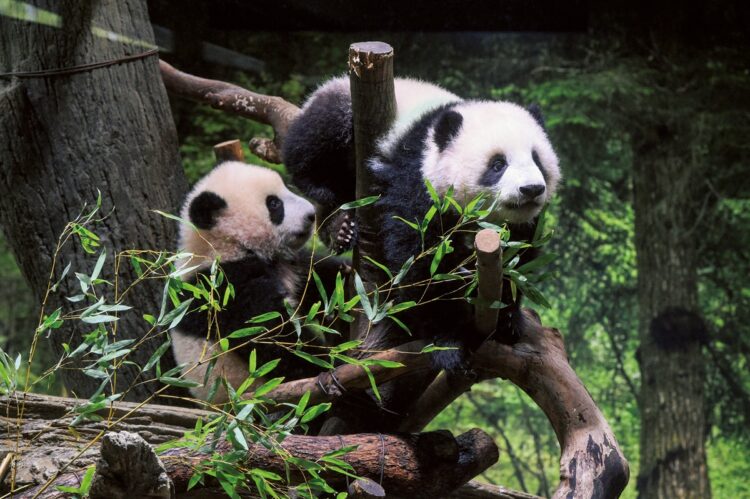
[159,60,300,163]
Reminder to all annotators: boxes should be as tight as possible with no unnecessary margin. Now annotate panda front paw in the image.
[318,211,358,254]
[333,213,358,253]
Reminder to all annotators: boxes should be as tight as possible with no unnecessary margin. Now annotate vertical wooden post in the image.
[319,42,401,435]
[399,229,504,433]
[473,228,503,337]
[213,139,245,163]
[348,41,396,339]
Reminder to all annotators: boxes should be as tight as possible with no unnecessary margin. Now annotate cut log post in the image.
[348,41,396,289]
[213,139,245,163]
[398,229,503,433]
[473,228,504,337]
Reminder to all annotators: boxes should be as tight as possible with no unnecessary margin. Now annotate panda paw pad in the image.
[333,214,358,253]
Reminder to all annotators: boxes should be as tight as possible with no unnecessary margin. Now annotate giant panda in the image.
[171,161,348,403]
[282,76,561,371]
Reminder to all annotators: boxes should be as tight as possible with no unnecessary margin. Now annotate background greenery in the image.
[2,28,748,498]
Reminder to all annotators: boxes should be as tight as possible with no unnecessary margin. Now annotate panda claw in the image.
[321,211,359,254]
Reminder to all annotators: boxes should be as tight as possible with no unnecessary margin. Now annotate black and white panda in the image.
[282,76,560,370]
[171,161,347,402]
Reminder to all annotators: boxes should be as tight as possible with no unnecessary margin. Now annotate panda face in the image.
[421,101,560,224]
[180,162,315,264]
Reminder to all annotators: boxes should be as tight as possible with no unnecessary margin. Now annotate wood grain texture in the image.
[2,393,498,498]
[0,0,188,400]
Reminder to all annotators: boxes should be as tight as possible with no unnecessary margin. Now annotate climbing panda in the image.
[171,161,347,403]
[282,76,560,370]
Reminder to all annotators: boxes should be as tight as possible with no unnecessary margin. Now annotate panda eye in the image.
[489,154,507,172]
[266,195,282,210]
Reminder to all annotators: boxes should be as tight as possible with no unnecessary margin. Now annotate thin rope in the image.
[378,433,386,486]
[0,48,158,78]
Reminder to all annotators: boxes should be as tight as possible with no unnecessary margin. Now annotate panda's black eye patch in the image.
[480,154,508,187]
[491,154,507,172]
[189,191,227,230]
[532,150,549,182]
[266,195,284,225]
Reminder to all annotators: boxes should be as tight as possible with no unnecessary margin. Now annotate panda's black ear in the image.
[188,191,227,230]
[527,103,546,129]
[434,110,463,152]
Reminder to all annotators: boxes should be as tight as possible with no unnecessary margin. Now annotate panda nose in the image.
[520,184,546,199]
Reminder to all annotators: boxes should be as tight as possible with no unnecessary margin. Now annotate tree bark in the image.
[1,394,498,499]
[633,134,710,498]
[0,1,188,400]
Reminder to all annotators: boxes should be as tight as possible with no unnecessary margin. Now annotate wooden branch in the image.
[400,308,629,497]
[263,339,431,406]
[159,60,300,163]
[161,429,498,498]
[468,310,630,499]
[448,480,542,499]
[398,372,473,433]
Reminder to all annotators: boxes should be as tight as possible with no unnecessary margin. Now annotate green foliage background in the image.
[2,30,748,498]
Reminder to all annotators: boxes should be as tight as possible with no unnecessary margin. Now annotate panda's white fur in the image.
[281,75,563,423]
[178,161,314,271]
[285,75,560,234]
[171,161,318,403]
[413,100,560,223]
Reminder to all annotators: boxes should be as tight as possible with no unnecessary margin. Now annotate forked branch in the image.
[159,60,300,163]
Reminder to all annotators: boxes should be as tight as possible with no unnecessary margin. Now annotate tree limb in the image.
[262,339,431,406]
[448,480,543,499]
[159,59,300,163]
[469,310,630,499]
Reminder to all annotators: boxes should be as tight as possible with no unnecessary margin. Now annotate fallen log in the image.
[7,419,497,498]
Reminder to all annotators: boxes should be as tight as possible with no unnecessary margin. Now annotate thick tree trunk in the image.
[633,139,710,498]
[0,1,188,399]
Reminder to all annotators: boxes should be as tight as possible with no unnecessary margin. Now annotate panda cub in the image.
[283,76,560,370]
[171,161,346,402]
